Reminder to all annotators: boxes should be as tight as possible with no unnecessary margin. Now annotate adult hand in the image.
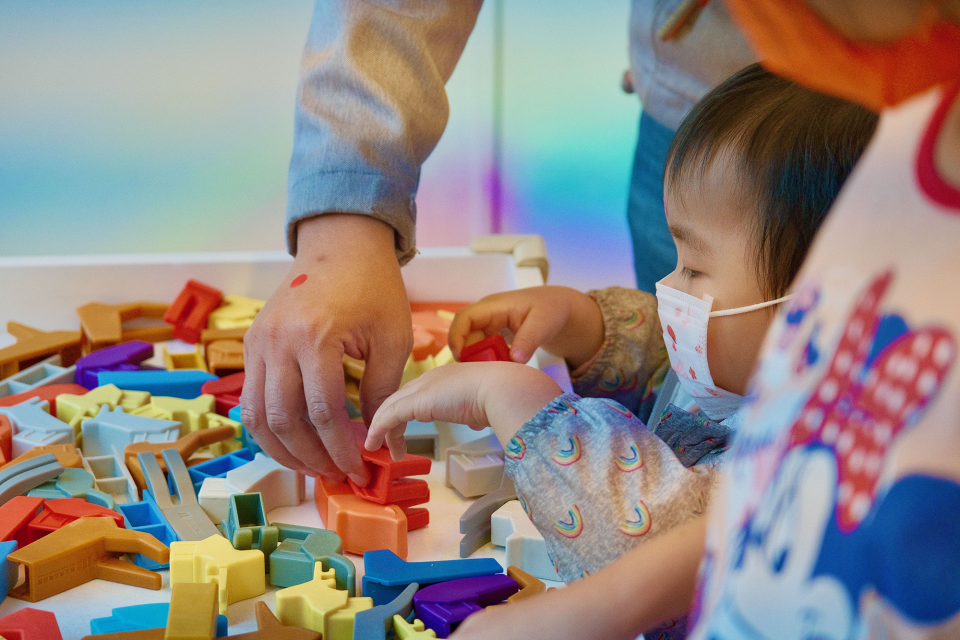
[241,214,413,484]
[366,361,563,459]
[448,286,604,369]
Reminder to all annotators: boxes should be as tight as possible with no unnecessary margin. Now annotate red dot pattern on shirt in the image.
[787,271,955,532]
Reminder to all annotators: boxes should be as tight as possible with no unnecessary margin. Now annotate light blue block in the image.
[98,369,218,399]
[80,405,180,457]
[0,355,75,398]
[0,540,17,605]
[89,602,228,636]
[0,397,74,457]
[27,466,115,509]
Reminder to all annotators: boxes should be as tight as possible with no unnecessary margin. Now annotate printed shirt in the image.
[690,86,960,639]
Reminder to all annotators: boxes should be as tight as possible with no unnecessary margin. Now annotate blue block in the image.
[185,448,255,493]
[229,403,263,455]
[0,540,17,605]
[114,499,178,570]
[98,369,219,400]
[362,550,503,606]
[352,582,419,640]
[89,602,228,636]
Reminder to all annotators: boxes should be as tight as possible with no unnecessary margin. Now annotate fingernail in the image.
[512,349,526,362]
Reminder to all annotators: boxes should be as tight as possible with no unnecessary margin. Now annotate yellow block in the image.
[163,346,208,372]
[393,616,438,639]
[166,582,218,640]
[131,394,241,454]
[169,535,265,615]
[56,384,151,445]
[207,295,265,330]
[276,566,373,640]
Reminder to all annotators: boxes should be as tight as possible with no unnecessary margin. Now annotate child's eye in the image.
[681,267,701,279]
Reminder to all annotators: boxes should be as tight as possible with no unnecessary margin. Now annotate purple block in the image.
[76,341,154,389]
[413,574,518,637]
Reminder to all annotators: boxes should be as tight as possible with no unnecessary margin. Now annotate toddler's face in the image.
[661,155,776,396]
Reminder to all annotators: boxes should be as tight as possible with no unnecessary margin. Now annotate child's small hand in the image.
[365,362,564,459]
[449,286,604,369]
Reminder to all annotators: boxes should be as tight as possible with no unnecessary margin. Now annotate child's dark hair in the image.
[665,63,878,298]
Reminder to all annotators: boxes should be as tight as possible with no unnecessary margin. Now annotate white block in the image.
[491,500,561,581]
[445,434,504,498]
[198,477,235,524]
[225,452,305,513]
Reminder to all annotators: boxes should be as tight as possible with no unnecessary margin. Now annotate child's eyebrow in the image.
[668,223,712,256]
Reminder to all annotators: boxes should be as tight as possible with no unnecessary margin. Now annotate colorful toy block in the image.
[0,382,88,418]
[0,397,75,457]
[0,321,81,379]
[0,453,63,507]
[169,534,265,615]
[223,493,279,561]
[206,339,245,375]
[114,497,177,570]
[403,420,440,459]
[348,447,431,506]
[164,280,225,344]
[202,371,244,415]
[392,615,437,640]
[491,500,561,581]
[227,452,305,511]
[0,608,64,640]
[269,523,356,595]
[75,341,154,390]
[26,497,124,543]
[82,447,139,504]
[200,326,248,349]
[361,550,503,606]
[89,602,228,637]
[167,582,220,640]
[458,474,516,558]
[413,574,519,637]
[207,294,264,330]
[0,495,44,545]
[187,447,255,492]
[139,449,221,541]
[99,369,219,399]
[503,566,548,604]
[124,424,237,491]
[445,434,504,498]
[276,565,373,640]
[131,393,241,455]
[56,383,151,430]
[80,404,180,457]
[352,582,419,640]
[0,539,17,605]
[76,301,173,353]
[1,443,83,471]
[458,334,511,363]
[27,466,116,509]
[7,516,168,601]
[163,345,208,371]
[328,493,409,558]
[0,354,75,399]
[313,475,355,524]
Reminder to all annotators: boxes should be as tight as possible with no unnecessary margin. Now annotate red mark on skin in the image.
[290,274,308,288]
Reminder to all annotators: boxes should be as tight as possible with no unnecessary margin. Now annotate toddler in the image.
[367,63,876,590]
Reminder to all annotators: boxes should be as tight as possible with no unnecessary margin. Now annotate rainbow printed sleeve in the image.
[572,287,669,424]
[504,393,718,582]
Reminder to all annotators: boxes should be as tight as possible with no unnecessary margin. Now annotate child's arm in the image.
[452,514,708,640]
[448,286,605,368]
[366,362,564,457]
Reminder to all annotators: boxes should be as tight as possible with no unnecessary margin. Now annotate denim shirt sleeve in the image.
[286,0,483,263]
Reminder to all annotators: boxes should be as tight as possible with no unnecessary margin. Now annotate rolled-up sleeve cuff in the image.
[286,170,418,265]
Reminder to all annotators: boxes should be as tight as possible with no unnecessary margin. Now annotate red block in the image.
[0,383,88,419]
[26,498,124,544]
[0,608,64,640]
[0,496,45,547]
[460,334,511,363]
[348,447,431,506]
[163,279,224,344]
[201,371,245,415]
[0,414,11,464]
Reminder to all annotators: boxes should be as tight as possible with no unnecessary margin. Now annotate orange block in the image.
[76,301,172,354]
[313,476,354,525]
[0,414,11,464]
[0,383,88,418]
[327,493,408,559]
[206,339,244,376]
[0,322,82,379]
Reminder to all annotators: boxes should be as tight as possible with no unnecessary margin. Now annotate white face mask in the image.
[655,280,791,421]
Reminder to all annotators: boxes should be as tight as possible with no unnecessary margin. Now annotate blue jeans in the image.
[628,111,678,294]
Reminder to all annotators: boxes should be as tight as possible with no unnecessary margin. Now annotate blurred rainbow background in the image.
[0,0,640,290]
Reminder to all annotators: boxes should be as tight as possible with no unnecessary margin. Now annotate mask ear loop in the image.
[709,294,793,318]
